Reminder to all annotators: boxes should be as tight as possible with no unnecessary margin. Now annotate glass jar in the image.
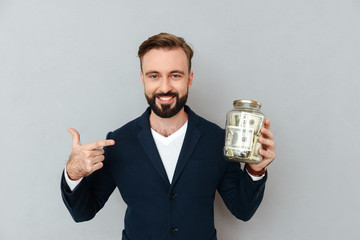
[224,100,265,164]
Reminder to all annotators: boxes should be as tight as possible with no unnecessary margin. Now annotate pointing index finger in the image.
[84,139,115,150]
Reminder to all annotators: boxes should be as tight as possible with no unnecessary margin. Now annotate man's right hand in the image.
[66,128,115,181]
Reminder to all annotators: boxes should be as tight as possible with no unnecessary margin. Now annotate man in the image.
[61,33,276,240]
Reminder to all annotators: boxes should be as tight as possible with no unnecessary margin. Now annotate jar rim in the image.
[233,99,262,106]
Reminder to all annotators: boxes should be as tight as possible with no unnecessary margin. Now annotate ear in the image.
[140,71,145,86]
[188,71,194,88]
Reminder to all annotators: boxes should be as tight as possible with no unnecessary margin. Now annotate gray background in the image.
[1,0,359,239]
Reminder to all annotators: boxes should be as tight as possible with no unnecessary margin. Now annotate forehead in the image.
[142,48,188,72]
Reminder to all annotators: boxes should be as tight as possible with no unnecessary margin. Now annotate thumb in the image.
[67,128,81,146]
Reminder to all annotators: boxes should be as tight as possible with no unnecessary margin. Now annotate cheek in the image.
[177,84,189,94]
[173,80,187,90]
[143,83,157,94]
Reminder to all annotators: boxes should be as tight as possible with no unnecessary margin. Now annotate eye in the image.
[171,74,182,79]
[149,74,158,79]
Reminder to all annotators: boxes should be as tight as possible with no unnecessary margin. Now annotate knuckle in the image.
[82,159,90,170]
[86,165,93,173]
[84,152,92,158]
[92,162,103,172]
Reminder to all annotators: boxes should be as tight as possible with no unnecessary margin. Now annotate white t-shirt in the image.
[151,121,188,184]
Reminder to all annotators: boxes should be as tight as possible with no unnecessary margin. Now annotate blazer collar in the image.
[136,105,201,187]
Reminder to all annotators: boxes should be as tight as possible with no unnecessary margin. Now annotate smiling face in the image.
[141,47,193,118]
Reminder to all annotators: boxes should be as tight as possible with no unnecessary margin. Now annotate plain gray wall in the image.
[1,0,359,239]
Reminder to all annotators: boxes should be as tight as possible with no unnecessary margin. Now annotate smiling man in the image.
[61,33,276,240]
[141,47,193,136]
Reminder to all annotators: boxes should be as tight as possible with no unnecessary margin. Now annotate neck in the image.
[149,107,188,137]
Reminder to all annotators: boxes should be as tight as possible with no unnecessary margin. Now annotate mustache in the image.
[153,92,179,98]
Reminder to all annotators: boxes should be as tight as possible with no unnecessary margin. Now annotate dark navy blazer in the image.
[61,106,267,240]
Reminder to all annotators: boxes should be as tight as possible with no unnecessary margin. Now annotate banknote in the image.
[229,112,264,135]
[224,126,263,163]
[225,126,254,150]
[247,135,262,163]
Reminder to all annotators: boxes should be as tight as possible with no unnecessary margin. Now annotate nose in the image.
[158,78,172,93]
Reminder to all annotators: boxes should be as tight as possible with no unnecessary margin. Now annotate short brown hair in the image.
[138,33,194,72]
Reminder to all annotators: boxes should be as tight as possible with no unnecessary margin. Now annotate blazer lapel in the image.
[137,108,170,187]
[171,106,201,187]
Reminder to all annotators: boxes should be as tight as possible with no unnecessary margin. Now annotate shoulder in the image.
[196,114,223,133]
[107,108,150,140]
[111,119,138,136]
[187,106,224,138]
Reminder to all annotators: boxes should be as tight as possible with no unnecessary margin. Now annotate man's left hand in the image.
[249,118,276,172]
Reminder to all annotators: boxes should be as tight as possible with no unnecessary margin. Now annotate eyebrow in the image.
[144,71,160,75]
[170,70,185,75]
[144,70,185,75]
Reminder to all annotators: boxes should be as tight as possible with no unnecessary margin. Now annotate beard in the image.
[145,91,188,118]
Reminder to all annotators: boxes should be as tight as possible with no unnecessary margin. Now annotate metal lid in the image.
[233,99,262,107]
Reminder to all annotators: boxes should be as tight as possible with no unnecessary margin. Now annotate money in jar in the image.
[224,100,265,164]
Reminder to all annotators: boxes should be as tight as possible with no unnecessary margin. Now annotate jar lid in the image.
[233,99,262,107]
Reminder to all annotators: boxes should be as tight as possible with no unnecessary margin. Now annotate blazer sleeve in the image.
[60,132,117,222]
[217,160,267,221]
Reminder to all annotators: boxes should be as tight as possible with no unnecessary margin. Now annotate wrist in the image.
[245,163,266,177]
[65,163,81,181]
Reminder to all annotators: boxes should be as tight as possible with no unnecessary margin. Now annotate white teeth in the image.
[159,97,172,101]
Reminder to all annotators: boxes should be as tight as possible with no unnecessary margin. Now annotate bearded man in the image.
[61,32,276,240]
